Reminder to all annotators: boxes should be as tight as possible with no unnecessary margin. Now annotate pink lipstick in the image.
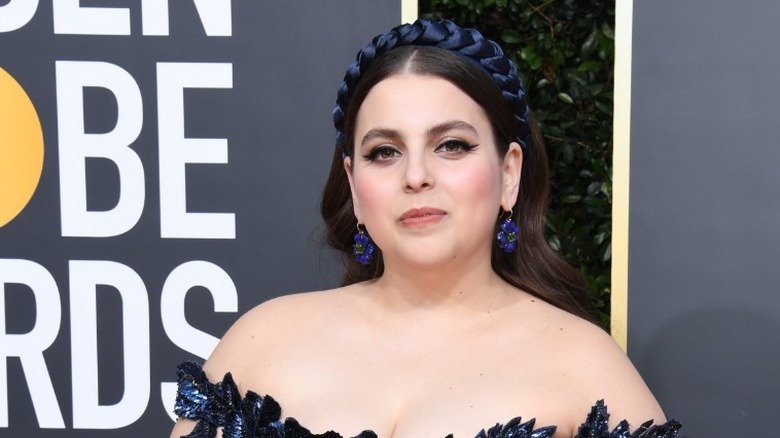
[398,207,446,227]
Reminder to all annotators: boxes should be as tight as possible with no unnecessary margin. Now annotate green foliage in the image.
[420,0,615,326]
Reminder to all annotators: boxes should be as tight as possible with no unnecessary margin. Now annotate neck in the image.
[371,256,512,316]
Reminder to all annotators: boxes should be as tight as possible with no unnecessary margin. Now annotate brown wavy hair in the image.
[320,46,593,321]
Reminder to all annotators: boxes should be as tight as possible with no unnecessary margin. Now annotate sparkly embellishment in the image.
[173,362,682,438]
[174,361,285,438]
[574,400,682,438]
[497,217,520,253]
[472,416,556,438]
[353,227,375,265]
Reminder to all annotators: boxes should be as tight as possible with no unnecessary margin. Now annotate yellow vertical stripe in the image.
[611,0,633,352]
[401,0,418,24]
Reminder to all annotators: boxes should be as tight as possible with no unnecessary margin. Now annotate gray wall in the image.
[0,1,401,435]
[629,1,780,436]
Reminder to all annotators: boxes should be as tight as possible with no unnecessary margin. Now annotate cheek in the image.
[445,162,503,208]
[351,174,391,222]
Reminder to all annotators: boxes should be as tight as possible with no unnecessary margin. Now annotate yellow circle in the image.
[0,67,44,228]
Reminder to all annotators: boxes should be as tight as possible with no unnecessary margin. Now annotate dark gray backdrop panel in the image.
[0,1,402,435]
[629,1,780,436]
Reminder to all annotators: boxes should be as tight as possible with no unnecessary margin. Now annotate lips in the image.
[398,207,447,226]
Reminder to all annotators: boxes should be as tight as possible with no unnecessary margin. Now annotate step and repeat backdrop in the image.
[0,1,403,435]
[626,0,780,436]
[8,1,776,437]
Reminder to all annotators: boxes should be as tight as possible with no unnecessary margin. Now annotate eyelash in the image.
[362,140,477,162]
[363,145,400,162]
[436,139,478,154]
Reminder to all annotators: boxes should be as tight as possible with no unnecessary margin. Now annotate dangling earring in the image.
[497,209,520,253]
[353,224,375,265]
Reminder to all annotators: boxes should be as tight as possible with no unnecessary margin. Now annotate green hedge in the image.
[420,0,615,326]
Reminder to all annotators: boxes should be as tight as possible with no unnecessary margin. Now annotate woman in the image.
[170,19,680,438]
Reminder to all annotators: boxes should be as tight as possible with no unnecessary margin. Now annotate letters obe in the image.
[0,0,241,430]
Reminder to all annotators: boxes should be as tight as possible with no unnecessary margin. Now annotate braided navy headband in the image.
[333,18,532,157]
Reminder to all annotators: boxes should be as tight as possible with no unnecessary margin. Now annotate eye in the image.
[363,145,401,162]
[435,139,477,155]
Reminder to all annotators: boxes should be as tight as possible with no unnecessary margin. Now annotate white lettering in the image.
[142,0,233,36]
[159,260,238,419]
[53,0,130,35]
[0,0,39,32]
[160,260,237,360]
[56,61,145,238]
[0,259,65,428]
[69,260,150,429]
[157,62,235,239]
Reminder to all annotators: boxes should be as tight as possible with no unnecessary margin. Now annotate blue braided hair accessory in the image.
[333,18,532,157]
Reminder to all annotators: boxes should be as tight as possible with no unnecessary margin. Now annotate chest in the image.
[244,337,581,438]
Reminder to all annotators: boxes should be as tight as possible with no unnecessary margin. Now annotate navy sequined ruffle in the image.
[174,361,681,438]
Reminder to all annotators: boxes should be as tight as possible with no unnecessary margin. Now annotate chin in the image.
[393,246,480,270]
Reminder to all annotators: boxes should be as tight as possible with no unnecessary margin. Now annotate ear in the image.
[343,156,362,222]
[500,142,523,211]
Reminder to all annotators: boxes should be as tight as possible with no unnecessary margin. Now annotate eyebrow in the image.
[426,120,478,140]
[359,120,478,148]
[360,128,402,148]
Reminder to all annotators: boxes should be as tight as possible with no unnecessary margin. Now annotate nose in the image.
[403,151,433,192]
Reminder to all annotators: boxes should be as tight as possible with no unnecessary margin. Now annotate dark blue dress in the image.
[174,361,681,438]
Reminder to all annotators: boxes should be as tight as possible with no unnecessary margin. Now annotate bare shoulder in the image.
[201,287,347,382]
[170,289,349,438]
[535,304,667,429]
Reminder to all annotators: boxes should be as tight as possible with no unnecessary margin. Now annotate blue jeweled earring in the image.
[353,224,375,265]
[497,209,520,253]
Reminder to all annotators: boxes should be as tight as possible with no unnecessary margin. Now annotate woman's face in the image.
[345,74,522,269]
